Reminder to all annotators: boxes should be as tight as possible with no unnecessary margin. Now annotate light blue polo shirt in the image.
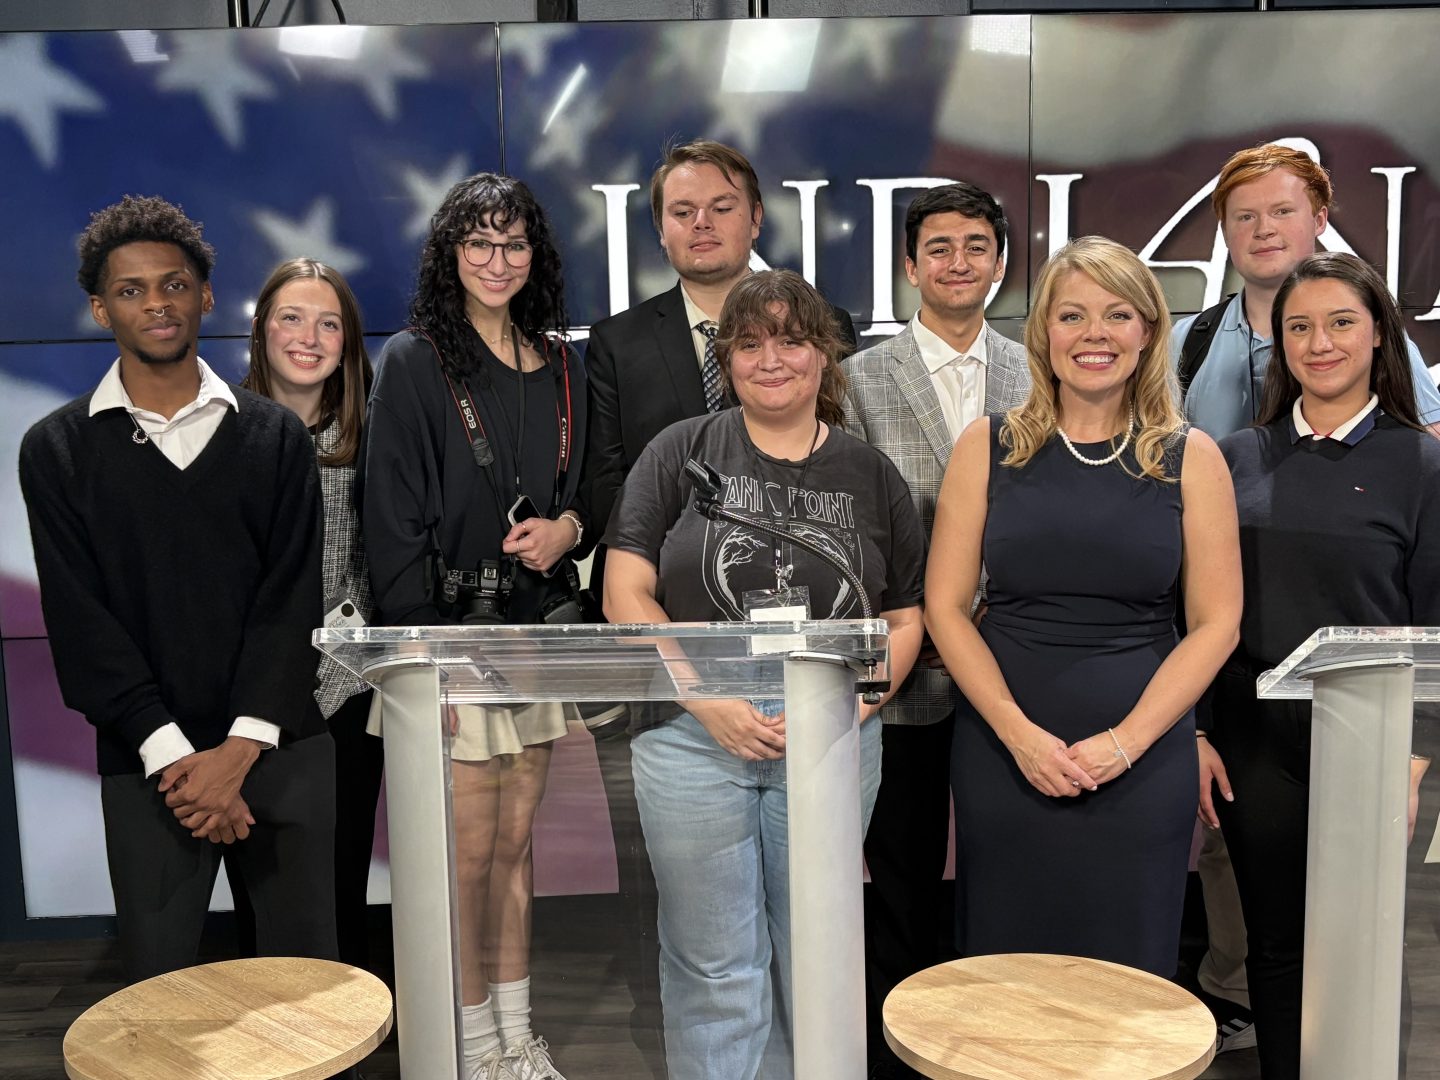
[1171,292,1440,439]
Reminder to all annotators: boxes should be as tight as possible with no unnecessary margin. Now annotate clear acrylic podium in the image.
[315,620,890,1080]
[1258,626,1440,1080]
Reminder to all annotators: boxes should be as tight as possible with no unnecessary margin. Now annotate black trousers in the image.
[1212,670,1307,1080]
[101,731,340,985]
[863,715,956,1076]
[231,691,384,971]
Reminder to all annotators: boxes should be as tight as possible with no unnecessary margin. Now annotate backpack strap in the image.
[1178,294,1236,398]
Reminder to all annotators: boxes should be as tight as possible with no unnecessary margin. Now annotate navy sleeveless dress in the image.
[950,419,1197,976]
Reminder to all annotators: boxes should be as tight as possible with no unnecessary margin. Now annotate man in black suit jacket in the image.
[585,139,856,574]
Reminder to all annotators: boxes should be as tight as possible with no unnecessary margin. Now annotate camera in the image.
[439,558,515,625]
[538,593,584,624]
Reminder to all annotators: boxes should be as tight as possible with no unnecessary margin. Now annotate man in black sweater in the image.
[18,196,338,984]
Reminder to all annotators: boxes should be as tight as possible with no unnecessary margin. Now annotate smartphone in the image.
[507,494,541,527]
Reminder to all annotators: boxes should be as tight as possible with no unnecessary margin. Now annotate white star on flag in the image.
[155,33,275,149]
[708,91,786,156]
[252,198,365,278]
[0,37,104,168]
[399,154,471,241]
[651,25,714,82]
[824,20,910,83]
[500,24,580,79]
[529,93,605,172]
[325,27,429,121]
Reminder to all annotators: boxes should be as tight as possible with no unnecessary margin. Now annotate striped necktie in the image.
[700,321,725,413]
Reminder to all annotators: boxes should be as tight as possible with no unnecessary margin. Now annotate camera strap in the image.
[418,327,573,516]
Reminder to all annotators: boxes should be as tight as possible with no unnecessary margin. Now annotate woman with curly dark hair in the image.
[362,174,589,1080]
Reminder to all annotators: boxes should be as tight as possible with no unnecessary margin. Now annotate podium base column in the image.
[1302,659,1414,1080]
[373,660,462,1080]
[785,654,866,1080]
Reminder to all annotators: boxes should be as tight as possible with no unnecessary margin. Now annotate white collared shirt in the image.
[910,312,989,441]
[89,358,279,775]
[1292,393,1380,442]
[89,357,238,470]
[680,283,717,374]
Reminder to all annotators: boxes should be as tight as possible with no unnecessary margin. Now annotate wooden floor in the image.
[7,763,1440,1079]
[5,867,1438,1080]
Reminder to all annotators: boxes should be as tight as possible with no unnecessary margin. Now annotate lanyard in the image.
[743,412,821,590]
[438,330,574,513]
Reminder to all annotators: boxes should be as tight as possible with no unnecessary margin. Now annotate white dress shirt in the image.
[89,358,281,775]
[680,283,718,374]
[910,312,989,441]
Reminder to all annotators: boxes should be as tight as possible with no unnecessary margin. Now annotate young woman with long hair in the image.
[1203,251,1440,1079]
[362,174,590,1080]
[240,257,380,971]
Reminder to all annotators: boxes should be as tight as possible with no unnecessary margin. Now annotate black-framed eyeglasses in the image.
[459,237,534,268]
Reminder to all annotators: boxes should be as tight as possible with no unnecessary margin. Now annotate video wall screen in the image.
[3,10,1439,917]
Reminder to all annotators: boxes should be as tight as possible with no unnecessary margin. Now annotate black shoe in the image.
[577,702,629,741]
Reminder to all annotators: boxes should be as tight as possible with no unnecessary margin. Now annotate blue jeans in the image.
[632,710,882,1080]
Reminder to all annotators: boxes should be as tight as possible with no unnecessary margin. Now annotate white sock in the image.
[490,977,533,1047]
[462,1000,502,1063]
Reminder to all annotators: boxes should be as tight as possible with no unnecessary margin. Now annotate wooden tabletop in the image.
[883,953,1216,1080]
[63,957,394,1080]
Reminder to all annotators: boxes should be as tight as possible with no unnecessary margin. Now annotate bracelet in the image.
[1107,727,1133,770]
[1413,753,1433,764]
[559,510,583,552]
[1196,731,1208,739]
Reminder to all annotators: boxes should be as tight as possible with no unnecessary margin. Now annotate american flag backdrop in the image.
[5,11,1440,917]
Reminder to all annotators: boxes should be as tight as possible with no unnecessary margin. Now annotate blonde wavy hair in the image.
[1002,236,1183,481]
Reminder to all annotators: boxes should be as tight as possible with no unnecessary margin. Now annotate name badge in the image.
[744,586,811,656]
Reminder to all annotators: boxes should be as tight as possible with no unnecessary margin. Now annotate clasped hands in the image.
[157,736,262,844]
[1005,721,1136,798]
[691,699,787,762]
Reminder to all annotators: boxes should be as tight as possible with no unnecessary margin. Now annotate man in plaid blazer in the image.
[841,182,1030,1080]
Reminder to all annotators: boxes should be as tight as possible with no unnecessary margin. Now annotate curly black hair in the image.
[77,195,216,295]
[408,173,568,379]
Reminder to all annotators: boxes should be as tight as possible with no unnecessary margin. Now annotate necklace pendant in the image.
[131,428,149,445]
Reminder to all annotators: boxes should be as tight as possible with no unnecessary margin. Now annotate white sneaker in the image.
[468,1047,520,1080]
[502,1035,567,1080]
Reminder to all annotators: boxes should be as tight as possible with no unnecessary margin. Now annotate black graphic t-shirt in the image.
[607,408,925,626]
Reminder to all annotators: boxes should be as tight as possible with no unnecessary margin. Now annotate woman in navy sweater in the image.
[1202,252,1440,1080]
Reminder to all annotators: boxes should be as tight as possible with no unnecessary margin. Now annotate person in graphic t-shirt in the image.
[603,269,925,1080]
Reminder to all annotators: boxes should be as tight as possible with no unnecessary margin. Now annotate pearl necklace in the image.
[1057,407,1135,467]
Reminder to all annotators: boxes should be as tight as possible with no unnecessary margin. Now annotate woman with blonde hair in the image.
[926,236,1242,974]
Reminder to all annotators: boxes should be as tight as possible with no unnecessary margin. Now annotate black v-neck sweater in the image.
[19,388,326,775]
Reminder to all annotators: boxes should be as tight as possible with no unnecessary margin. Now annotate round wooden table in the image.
[63,957,394,1080]
[883,953,1216,1080]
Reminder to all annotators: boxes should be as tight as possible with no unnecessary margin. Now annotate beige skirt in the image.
[365,697,575,762]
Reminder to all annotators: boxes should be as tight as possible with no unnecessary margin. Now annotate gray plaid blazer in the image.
[841,321,1030,726]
